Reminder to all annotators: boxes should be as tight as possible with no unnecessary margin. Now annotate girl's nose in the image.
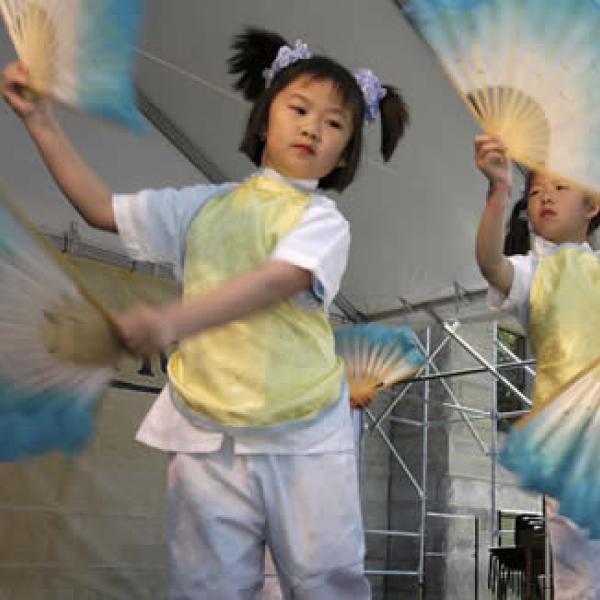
[541,187,554,203]
[302,123,321,142]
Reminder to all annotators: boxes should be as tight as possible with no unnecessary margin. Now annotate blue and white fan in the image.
[0,184,122,460]
[0,0,144,129]
[401,0,600,196]
[334,323,426,407]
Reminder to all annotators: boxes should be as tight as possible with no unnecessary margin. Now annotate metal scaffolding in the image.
[353,299,545,599]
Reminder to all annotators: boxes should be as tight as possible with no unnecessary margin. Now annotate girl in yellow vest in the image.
[475,134,600,600]
[2,28,409,599]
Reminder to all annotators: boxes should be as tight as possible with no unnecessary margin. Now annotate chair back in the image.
[515,513,545,548]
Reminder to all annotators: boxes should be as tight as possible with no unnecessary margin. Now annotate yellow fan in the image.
[402,0,600,197]
[0,0,144,128]
[334,323,427,408]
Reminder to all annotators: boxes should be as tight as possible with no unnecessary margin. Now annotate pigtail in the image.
[379,85,410,162]
[503,196,530,256]
[228,28,288,101]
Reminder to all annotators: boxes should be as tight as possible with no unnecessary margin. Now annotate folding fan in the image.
[334,323,427,408]
[402,0,600,196]
[0,184,122,460]
[499,358,600,538]
[0,0,144,129]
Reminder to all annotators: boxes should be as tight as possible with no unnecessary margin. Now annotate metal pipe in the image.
[496,339,536,379]
[371,331,453,431]
[365,570,420,577]
[491,322,499,546]
[366,529,421,538]
[432,314,533,407]
[364,408,424,498]
[475,517,480,600]
[411,326,490,454]
[418,327,431,598]
[398,359,536,384]
[367,288,487,323]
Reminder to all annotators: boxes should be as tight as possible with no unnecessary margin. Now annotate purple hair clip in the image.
[263,41,387,123]
[354,68,387,123]
[263,39,312,86]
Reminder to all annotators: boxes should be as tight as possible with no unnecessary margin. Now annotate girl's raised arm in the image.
[474,135,515,295]
[1,61,115,232]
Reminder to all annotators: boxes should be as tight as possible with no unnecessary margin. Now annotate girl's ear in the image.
[585,198,600,220]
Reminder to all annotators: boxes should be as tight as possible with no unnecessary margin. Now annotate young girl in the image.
[475,134,600,599]
[2,28,409,599]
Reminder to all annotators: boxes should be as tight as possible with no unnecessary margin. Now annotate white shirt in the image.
[488,236,599,329]
[112,168,354,454]
[113,168,349,312]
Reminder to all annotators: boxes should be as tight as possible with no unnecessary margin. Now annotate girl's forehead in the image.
[283,74,347,107]
[530,173,548,185]
[530,173,557,187]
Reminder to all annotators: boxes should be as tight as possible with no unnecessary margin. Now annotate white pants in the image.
[546,498,600,599]
[166,438,370,599]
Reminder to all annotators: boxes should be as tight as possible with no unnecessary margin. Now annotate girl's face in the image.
[261,74,354,181]
[527,174,599,243]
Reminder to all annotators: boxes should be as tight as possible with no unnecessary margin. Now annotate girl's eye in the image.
[556,184,569,191]
[327,119,342,130]
[291,105,306,115]
[529,189,540,197]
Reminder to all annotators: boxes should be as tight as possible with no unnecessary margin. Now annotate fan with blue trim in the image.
[334,323,427,407]
[0,0,144,130]
[402,0,600,196]
[0,185,122,460]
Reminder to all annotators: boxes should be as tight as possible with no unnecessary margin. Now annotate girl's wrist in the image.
[487,180,512,197]
[24,101,56,132]
[158,305,180,349]
[485,180,511,213]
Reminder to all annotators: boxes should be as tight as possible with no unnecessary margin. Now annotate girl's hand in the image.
[1,61,51,124]
[474,134,512,187]
[350,393,374,409]
[111,305,176,357]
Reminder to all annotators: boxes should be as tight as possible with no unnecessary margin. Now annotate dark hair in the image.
[504,171,600,256]
[229,28,410,192]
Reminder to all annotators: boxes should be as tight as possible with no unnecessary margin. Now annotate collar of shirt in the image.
[260,167,319,191]
[532,234,592,256]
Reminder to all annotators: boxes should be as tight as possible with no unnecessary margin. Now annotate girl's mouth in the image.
[541,208,556,218]
[293,144,315,156]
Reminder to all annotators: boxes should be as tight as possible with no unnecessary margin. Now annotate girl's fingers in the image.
[110,306,167,356]
[480,147,507,162]
[474,135,507,153]
[1,63,38,116]
[2,63,29,88]
[474,133,504,144]
[476,143,508,164]
[16,61,29,76]
[477,139,508,154]
[2,89,33,114]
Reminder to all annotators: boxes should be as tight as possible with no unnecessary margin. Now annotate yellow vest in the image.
[527,246,600,420]
[167,173,344,426]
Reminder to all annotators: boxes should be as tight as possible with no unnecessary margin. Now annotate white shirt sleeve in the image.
[487,253,536,329]
[270,194,350,313]
[112,183,235,275]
